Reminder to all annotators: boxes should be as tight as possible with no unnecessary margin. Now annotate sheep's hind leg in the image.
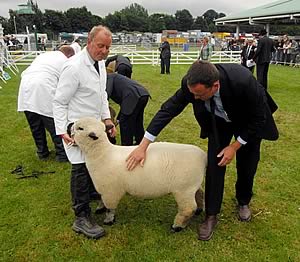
[172,192,197,232]
[104,209,116,225]
[195,188,204,215]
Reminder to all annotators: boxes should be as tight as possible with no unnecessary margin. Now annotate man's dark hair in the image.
[186,60,219,88]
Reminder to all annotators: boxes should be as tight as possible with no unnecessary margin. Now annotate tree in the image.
[65,7,95,32]
[120,3,149,32]
[43,9,70,35]
[104,12,122,32]
[0,16,12,35]
[148,14,166,33]
[192,16,208,31]
[164,14,177,30]
[203,9,219,23]
[175,9,193,31]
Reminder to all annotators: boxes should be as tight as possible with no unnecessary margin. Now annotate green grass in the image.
[0,64,299,261]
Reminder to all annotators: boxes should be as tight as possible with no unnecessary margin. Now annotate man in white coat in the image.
[18,45,75,161]
[53,25,116,239]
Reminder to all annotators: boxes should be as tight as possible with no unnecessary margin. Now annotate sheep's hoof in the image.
[171,225,183,233]
[103,217,116,226]
[195,208,203,216]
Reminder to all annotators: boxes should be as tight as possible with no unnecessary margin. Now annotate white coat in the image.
[70,42,81,54]
[53,47,110,164]
[17,51,68,117]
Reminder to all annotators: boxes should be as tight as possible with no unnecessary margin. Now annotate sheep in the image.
[72,117,207,232]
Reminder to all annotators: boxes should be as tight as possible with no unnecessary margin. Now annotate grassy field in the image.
[0,64,299,261]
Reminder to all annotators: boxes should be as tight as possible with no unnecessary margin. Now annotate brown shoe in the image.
[238,205,251,222]
[197,215,218,241]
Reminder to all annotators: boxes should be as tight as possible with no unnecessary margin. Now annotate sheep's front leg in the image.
[101,190,124,225]
[104,209,116,225]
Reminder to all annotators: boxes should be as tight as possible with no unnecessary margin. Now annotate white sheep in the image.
[72,117,207,232]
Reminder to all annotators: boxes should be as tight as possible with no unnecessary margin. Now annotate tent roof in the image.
[215,0,300,25]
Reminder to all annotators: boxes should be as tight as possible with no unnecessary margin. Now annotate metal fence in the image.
[7,50,242,66]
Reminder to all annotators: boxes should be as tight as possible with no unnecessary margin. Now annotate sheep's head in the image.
[72,117,107,151]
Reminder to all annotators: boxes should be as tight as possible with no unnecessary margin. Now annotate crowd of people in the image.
[17,24,279,241]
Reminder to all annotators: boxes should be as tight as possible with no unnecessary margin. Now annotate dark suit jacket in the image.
[105,55,132,70]
[146,63,278,142]
[106,73,150,115]
[252,36,276,64]
[241,44,256,67]
[159,41,171,59]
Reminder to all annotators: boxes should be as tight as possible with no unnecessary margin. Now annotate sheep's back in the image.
[87,142,206,198]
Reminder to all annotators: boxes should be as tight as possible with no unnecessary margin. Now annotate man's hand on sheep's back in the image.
[126,138,151,171]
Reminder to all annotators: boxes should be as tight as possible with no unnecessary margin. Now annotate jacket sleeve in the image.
[237,75,267,142]
[53,64,79,135]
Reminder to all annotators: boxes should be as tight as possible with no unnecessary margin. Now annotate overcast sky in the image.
[0,0,275,18]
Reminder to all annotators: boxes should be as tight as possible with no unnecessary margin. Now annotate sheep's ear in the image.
[88,132,98,140]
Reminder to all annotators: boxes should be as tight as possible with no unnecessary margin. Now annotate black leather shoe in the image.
[197,215,218,241]
[238,205,252,222]
[72,216,105,239]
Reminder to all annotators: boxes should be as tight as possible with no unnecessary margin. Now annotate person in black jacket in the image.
[252,29,276,89]
[159,38,171,74]
[106,73,150,145]
[241,38,256,73]
[126,61,278,241]
[105,55,133,78]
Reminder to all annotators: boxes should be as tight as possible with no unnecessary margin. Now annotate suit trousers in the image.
[71,163,99,217]
[256,62,270,90]
[160,57,170,74]
[24,111,67,160]
[205,116,262,215]
[118,96,149,146]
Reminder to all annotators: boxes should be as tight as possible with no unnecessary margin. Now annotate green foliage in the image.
[0,64,299,261]
[175,9,194,31]
[43,9,70,34]
[65,7,95,32]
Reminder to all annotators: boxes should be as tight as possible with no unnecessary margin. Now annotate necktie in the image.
[210,97,220,151]
[94,61,100,74]
[246,45,251,59]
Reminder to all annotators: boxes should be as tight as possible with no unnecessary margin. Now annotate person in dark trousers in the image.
[17,45,75,161]
[105,55,133,78]
[252,29,276,89]
[106,73,150,146]
[53,26,117,240]
[126,61,279,241]
[159,38,171,74]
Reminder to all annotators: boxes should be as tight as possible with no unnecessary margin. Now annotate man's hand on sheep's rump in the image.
[126,137,151,171]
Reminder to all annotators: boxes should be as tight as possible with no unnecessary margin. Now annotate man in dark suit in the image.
[252,29,276,89]
[106,73,150,145]
[105,55,133,78]
[241,38,256,73]
[159,38,171,74]
[126,61,278,241]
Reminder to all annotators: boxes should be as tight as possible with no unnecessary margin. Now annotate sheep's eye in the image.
[78,127,84,130]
